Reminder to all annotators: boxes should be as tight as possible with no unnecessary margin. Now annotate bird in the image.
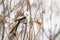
[9,16,26,34]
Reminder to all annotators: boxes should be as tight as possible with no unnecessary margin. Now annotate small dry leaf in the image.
[35,19,42,25]
[12,18,16,25]
[12,18,16,22]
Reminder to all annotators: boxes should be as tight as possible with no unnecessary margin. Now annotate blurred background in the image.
[0,0,60,40]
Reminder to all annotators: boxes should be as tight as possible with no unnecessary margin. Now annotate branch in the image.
[53,29,60,40]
